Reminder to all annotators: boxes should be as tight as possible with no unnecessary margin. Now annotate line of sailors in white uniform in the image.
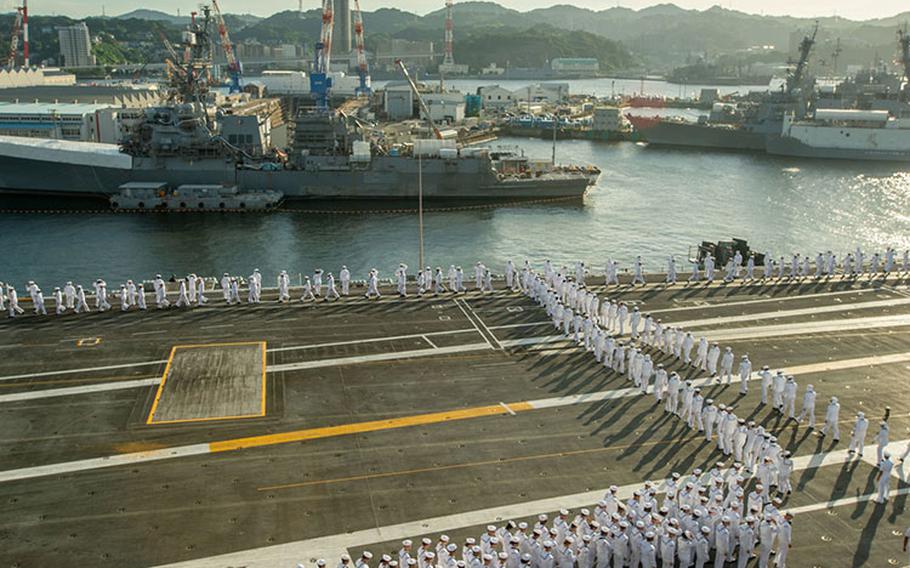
[315,465,796,568]
[0,260,508,317]
[610,246,910,287]
[518,262,900,504]
[4,240,910,317]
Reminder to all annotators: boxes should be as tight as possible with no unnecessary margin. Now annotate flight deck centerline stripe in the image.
[147,443,897,568]
[1,350,905,484]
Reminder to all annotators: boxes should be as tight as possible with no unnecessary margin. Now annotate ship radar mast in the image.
[786,21,818,96]
[898,27,910,97]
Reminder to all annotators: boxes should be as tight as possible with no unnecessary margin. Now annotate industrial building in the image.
[478,83,569,111]
[57,23,96,68]
[0,67,76,89]
[0,85,159,106]
[423,92,466,124]
[0,101,141,142]
[478,85,515,110]
[384,82,415,120]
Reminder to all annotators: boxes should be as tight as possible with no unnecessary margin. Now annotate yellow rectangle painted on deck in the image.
[146,341,267,425]
[209,401,534,453]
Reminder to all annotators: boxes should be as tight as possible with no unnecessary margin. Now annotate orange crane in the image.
[351,0,370,96]
[211,0,242,93]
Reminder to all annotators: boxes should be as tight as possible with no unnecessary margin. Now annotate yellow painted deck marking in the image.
[210,401,534,453]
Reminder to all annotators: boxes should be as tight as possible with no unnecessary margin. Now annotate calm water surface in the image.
[2,137,909,286]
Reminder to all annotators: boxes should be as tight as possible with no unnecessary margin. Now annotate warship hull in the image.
[0,141,591,203]
[764,136,910,162]
[628,116,768,151]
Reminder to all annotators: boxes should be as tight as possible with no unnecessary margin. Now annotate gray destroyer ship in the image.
[0,7,597,210]
[628,26,818,152]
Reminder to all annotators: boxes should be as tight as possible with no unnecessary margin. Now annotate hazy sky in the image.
[21,0,910,21]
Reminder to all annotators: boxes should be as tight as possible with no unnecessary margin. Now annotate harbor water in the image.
[2,136,909,286]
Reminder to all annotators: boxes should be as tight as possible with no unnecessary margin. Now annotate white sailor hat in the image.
[446,544,457,553]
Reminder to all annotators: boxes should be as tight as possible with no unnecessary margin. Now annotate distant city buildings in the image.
[57,23,96,68]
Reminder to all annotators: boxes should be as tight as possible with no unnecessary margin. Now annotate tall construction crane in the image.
[351,0,370,96]
[309,0,335,110]
[395,59,442,140]
[4,7,23,69]
[211,0,242,93]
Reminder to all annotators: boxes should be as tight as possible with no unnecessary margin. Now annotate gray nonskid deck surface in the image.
[0,275,909,568]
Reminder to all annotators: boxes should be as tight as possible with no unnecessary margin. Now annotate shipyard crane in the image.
[351,0,371,96]
[309,0,335,110]
[4,7,23,69]
[395,59,442,140]
[211,0,242,93]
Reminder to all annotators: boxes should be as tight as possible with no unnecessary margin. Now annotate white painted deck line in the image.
[268,329,476,353]
[267,343,492,373]
[502,313,910,350]
[669,297,910,329]
[646,287,889,315]
[148,443,891,568]
[706,314,910,342]
[0,360,169,383]
[0,443,211,484]
[0,378,161,403]
[453,299,495,350]
[523,351,910,410]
